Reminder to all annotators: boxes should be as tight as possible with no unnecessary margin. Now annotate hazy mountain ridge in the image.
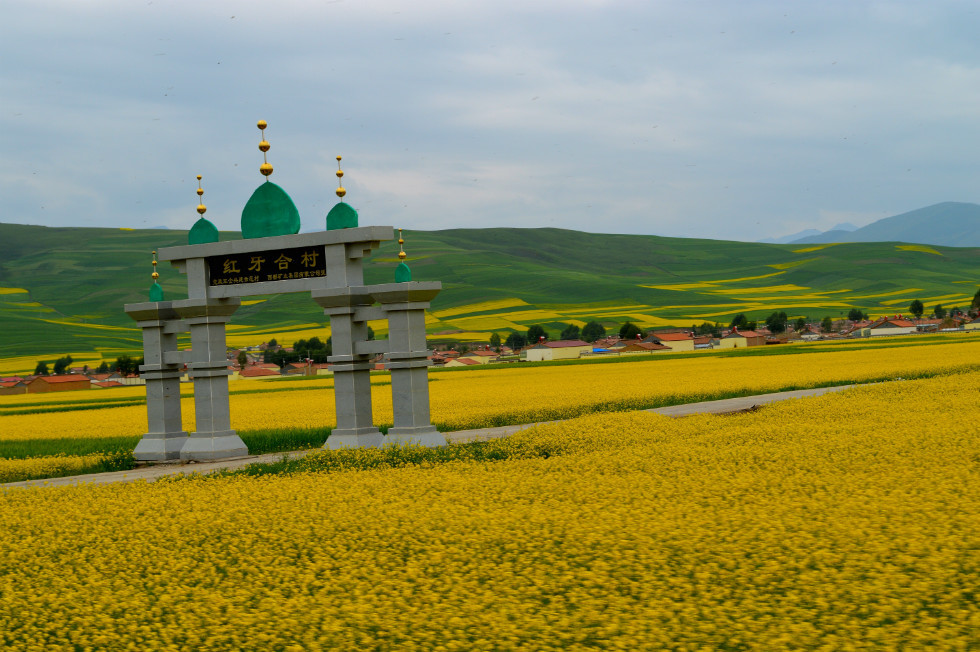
[787,202,980,246]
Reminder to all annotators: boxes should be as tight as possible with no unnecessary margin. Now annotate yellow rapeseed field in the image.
[3,339,979,446]
[1,372,979,649]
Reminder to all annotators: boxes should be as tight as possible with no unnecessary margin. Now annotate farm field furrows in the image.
[1,336,979,483]
[1,372,979,650]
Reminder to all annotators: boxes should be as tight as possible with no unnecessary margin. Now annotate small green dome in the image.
[149,281,165,302]
[188,217,219,245]
[326,202,358,230]
[241,181,301,239]
[395,261,412,283]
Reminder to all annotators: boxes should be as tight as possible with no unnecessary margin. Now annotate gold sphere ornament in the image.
[197,187,204,196]
[257,120,268,130]
[336,186,346,198]
[336,155,342,161]
[196,175,202,181]
[152,271,160,279]
[336,169,344,178]
[260,162,274,176]
[259,140,270,152]
[398,251,407,260]
[197,203,207,214]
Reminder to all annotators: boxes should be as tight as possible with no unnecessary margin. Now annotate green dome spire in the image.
[149,250,164,301]
[188,175,219,244]
[395,228,412,282]
[327,156,358,230]
[327,202,358,230]
[241,121,301,239]
[241,181,301,239]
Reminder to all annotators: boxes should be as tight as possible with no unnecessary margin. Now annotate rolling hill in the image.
[1,222,979,364]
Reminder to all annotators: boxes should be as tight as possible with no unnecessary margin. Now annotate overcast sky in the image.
[5,0,980,242]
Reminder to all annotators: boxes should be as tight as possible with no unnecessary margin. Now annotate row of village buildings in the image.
[3,314,978,395]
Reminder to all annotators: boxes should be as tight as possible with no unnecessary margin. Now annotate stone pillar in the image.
[124,301,189,461]
[172,298,247,461]
[371,282,446,447]
[312,288,385,449]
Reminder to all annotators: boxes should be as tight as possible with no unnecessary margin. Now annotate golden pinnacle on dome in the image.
[196,175,207,215]
[335,155,346,199]
[257,120,273,177]
[398,228,407,260]
[151,250,160,280]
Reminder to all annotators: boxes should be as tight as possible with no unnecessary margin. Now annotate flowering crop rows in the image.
[1,338,979,483]
[1,371,979,650]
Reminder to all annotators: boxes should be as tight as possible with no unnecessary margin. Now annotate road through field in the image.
[2,384,855,489]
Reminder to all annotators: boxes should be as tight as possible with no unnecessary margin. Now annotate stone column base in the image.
[324,428,385,450]
[180,431,248,461]
[134,432,190,461]
[385,426,447,448]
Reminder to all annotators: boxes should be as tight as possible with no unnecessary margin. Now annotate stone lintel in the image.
[329,362,377,373]
[124,301,180,323]
[387,350,434,360]
[370,281,442,306]
[161,350,192,366]
[385,359,432,370]
[172,297,241,320]
[311,286,375,310]
[157,226,394,263]
[354,340,389,356]
[139,367,185,380]
[353,305,386,322]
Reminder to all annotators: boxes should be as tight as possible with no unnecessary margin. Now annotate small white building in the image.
[524,339,593,362]
[868,318,917,336]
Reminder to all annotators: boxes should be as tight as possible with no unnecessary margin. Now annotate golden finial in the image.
[196,175,207,215]
[335,155,346,199]
[151,250,160,280]
[258,120,273,177]
[398,228,407,260]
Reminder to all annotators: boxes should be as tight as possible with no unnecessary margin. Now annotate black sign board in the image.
[207,245,327,286]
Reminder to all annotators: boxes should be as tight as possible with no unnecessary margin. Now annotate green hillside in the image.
[1,223,979,363]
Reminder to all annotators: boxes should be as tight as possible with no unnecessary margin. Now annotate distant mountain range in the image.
[763,202,980,247]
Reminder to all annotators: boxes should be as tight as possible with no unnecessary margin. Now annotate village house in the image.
[964,314,980,331]
[868,317,917,336]
[25,375,92,393]
[617,341,672,355]
[524,339,593,362]
[643,332,695,352]
[455,349,500,365]
[718,328,766,349]
[0,379,27,395]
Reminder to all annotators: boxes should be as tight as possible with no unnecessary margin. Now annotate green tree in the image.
[267,338,278,349]
[619,322,642,340]
[33,361,49,376]
[908,299,924,319]
[237,350,248,368]
[764,311,788,334]
[489,332,502,352]
[527,324,547,344]
[933,304,947,319]
[847,307,866,321]
[559,323,581,341]
[973,287,980,310]
[96,361,110,374]
[581,321,606,343]
[729,313,749,330]
[821,316,834,332]
[505,331,527,350]
[52,355,73,375]
[795,317,807,332]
